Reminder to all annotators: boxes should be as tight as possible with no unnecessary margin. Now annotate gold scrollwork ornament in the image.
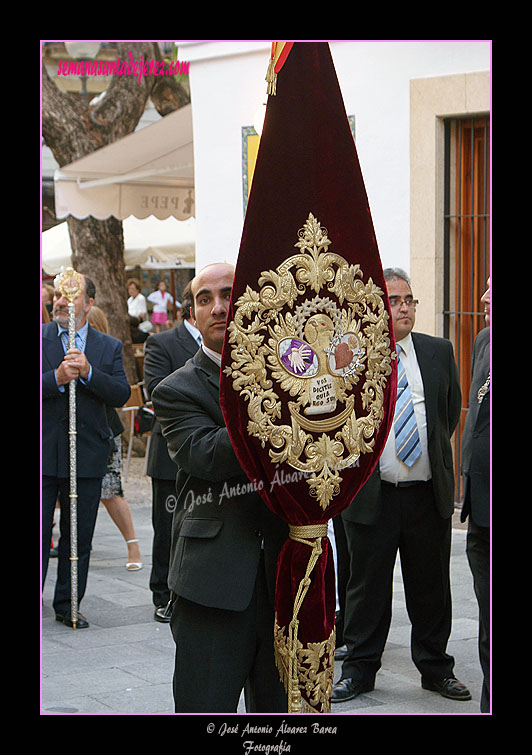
[224,213,393,510]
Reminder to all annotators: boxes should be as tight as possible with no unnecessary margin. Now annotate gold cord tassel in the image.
[275,523,333,712]
[265,57,277,95]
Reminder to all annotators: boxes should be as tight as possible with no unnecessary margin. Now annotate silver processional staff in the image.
[56,267,84,630]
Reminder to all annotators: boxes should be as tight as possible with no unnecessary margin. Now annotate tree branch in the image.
[43,42,191,165]
[42,65,94,167]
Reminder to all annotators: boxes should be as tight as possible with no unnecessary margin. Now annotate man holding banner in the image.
[156,41,398,713]
[152,262,288,712]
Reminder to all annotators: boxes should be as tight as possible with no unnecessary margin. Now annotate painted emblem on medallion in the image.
[278,338,319,377]
[327,332,364,377]
[224,213,393,509]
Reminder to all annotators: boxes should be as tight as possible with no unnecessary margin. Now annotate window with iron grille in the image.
[443,116,490,505]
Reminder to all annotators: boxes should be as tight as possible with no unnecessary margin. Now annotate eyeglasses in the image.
[388,297,419,309]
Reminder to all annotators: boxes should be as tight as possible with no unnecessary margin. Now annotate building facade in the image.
[178,39,491,502]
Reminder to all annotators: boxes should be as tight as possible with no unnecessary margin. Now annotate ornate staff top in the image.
[55,267,84,303]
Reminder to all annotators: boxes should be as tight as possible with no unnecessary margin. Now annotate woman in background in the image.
[88,306,143,571]
[127,278,147,323]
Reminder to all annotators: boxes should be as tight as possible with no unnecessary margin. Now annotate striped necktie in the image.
[394,344,421,467]
[60,329,87,353]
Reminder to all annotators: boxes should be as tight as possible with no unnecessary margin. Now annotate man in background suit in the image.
[143,282,201,622]
[460,278,490,712]
[333,268,471,703]
[152,263,288,713]
[42,274,130,628]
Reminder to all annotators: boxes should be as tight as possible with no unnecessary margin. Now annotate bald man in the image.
[152,263,288,713]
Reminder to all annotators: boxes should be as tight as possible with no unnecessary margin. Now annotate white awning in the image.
[54,104,194,221]
[42,215,196,275]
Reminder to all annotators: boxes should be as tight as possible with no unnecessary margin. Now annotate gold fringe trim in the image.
[274,524,335,712]
[275,617,335,713]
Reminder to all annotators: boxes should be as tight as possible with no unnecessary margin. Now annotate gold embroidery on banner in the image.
[274,614,336,713]
[272,525,336,713]
[225,213,393,510]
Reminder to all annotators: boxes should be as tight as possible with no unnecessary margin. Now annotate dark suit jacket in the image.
[143,322,200,480]
[460,327,490,528]
[343,331,462,524]
[152,348,288,612]
[42,321,131,479]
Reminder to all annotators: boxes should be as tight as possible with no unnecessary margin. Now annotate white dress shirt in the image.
[184,319,202,345]
[202,344,222,366]
[379,333,432,484]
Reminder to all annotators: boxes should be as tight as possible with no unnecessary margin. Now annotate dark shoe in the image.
[334,644,348,661]
[422,676,472,701]
[331,677,374,703]
[154,605,171,623]
[49,547,58,558]
[55,611,89,629]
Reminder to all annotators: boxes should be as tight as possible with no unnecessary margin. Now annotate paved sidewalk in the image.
[41,457,485,716]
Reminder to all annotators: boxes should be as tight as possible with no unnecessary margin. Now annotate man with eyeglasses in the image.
[333,267,472,705]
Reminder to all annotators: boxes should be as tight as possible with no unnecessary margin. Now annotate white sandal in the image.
[125,539,143,571]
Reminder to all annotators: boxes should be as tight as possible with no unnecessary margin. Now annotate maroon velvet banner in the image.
[220,42,396,712]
